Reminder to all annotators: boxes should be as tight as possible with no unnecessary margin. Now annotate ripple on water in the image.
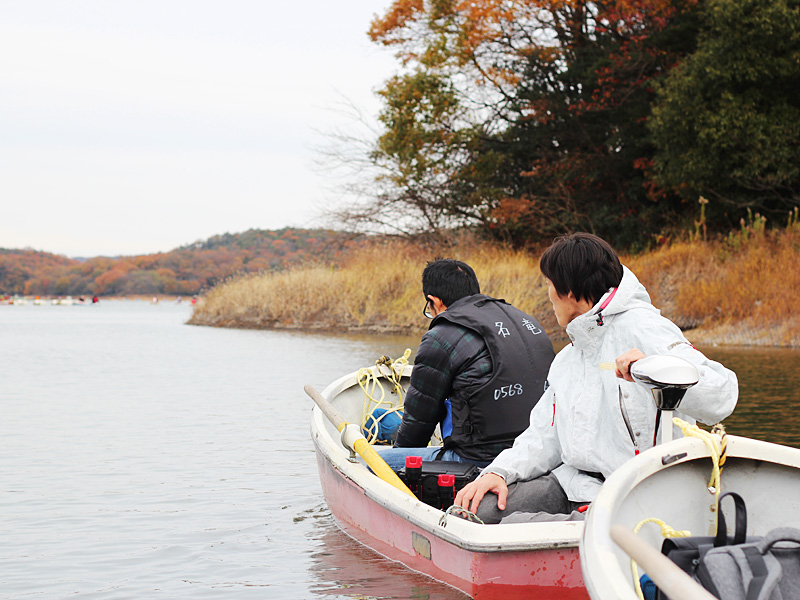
[3,302,797,599]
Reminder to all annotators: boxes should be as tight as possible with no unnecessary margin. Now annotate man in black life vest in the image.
[378,259,555,470]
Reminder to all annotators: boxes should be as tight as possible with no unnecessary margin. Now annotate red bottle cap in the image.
[438,474,455,486]
[405,456,422,468]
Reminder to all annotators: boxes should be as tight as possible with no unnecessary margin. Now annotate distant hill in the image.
[0,249,77,295]
[0,228,354,296]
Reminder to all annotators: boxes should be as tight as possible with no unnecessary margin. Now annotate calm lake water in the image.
[2,301,799,599]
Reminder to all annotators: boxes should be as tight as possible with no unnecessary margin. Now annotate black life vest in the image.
[431,295,555,461]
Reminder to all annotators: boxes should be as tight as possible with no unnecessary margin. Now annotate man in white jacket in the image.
[455,233,738,523]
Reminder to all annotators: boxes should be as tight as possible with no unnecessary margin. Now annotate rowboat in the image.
[309,364,588,600]
[580,431,800,599]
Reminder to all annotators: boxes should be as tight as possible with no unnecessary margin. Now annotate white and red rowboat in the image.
[310,364,588,599]
[580,433,800,599]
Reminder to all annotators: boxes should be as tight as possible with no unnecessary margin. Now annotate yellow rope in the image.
[631,519,693,600]
[357,350,411,444]
[674,417,726,501]
[629,418,729,598]
[711,423,728,475]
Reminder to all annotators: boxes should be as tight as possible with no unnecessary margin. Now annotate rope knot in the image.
[358,350,411,444]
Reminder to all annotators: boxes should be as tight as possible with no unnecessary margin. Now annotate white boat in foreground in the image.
[310,364,588,599]
[581,432,800,599]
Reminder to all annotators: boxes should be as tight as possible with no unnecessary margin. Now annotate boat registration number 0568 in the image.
[494,383,523,400]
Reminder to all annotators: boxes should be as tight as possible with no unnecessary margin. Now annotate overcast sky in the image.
[0,1,396,257]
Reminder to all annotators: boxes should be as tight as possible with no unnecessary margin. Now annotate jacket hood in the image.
[565,266,658,347]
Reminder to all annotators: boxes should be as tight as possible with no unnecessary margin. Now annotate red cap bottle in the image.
[405,456,423,500]
[438,473,455,510]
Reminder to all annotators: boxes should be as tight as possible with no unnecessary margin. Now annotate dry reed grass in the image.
[190,223,800,347]
[625,216,800,347]
[189,237,557,336]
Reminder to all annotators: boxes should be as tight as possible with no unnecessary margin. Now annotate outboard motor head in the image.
[630,355,699,411]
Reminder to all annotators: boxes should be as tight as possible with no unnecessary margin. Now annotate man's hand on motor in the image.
[615,348,647,382]
[455,472,507,514]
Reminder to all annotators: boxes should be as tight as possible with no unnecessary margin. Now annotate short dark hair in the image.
[539,233,623,306]
[422,259,480,307]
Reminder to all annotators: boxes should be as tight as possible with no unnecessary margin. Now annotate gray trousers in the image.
[475,472,585,524]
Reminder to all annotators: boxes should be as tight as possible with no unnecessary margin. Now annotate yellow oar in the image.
[304,384,415,498]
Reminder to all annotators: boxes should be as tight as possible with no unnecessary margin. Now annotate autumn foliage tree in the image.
[353,0,797,248]
[355,0,697,246]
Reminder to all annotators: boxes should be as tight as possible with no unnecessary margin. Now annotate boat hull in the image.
[315,448,586,599]
[580,434,800,599]
[311,367,588,599]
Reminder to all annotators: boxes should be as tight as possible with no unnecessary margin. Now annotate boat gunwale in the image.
[311,367,583,553]
[580,433,800,600]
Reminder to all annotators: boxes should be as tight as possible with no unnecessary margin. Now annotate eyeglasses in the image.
[423,298,434,319]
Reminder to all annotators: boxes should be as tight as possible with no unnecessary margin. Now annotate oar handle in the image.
[304,384,347,432]
[304,384,416,498]
[610,524,716,600]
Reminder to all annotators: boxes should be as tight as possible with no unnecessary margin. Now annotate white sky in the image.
[0,1,396,257]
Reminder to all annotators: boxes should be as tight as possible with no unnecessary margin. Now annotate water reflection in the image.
[308,520,469,600]
[703,345,800,449]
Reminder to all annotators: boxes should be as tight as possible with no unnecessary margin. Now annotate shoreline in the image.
[186,313,798,349]
[185,233,800,349]
[186,314,421,336]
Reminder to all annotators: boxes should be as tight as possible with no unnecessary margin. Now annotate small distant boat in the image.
[12,296,28,305]
[309,365,587,600]
[580,433,800,599]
